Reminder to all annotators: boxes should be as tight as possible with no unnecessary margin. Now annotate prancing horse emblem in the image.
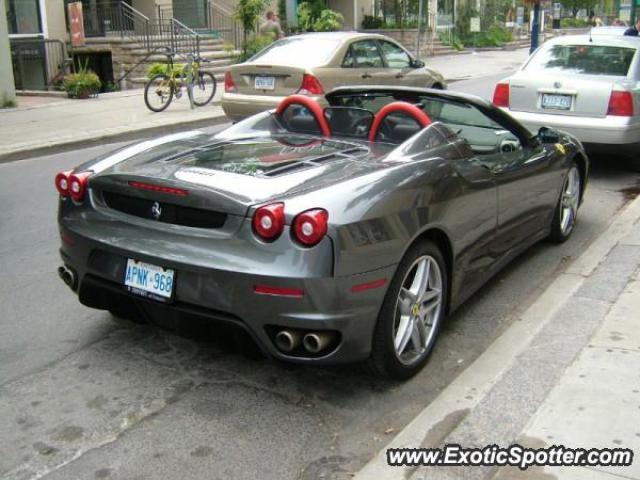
[151,201,162,220]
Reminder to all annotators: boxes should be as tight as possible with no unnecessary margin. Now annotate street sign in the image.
[470,17,481,32]
[516,6,524,25]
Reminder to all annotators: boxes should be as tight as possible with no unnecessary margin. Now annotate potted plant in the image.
[63,60,102,99]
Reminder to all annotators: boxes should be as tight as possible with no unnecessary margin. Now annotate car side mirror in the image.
[538,127,560,144]
[411,59,425,68]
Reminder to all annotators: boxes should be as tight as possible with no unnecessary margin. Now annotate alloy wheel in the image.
[560,166,581,236]
[393,255,443,365]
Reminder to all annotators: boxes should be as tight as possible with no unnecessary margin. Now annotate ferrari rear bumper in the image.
[59,227,394,365]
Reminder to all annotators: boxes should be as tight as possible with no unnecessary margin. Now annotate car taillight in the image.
[253,203,285,242]
[492,82,510,108]
[607,91,634,116]
[68,172,91,202]
[292,209,328,247]
[298,74,324,95]
[224,71,236,93]
[55,170,73,197]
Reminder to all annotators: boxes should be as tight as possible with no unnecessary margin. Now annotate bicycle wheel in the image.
[191,71,217,107]
[144,74,174,112]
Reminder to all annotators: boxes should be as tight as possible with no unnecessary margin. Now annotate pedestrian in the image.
[260,11,284,39]
[624,18,640,36]
[612,18,625,26]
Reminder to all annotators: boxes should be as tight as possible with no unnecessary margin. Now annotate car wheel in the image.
[368,240,447,380]
[548,162,581,243]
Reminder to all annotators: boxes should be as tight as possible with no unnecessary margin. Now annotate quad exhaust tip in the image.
[274,329,337,355]
[302,332,333,354]
[58,265,77,291]
[274,330,302,353]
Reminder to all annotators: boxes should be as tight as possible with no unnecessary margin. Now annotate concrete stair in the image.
[109,36,237,90]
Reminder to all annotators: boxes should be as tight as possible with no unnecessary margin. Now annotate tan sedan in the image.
[222,32,446,121]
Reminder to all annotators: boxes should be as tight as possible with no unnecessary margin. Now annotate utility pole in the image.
[529,0,541,54]
[0,0,17,107]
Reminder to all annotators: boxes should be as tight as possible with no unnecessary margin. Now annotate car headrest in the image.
[369,101,431,142]
[275,95,331,137]
[390,123,422,143]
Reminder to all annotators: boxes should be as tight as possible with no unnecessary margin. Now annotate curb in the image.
[0,113,230,163]
[353,193,640,480]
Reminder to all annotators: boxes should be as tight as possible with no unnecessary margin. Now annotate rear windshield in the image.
[525,44,636,76]
[249,37,341,67]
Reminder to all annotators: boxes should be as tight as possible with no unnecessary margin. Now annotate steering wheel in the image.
[275,95,331,137]
[368,102,432,142]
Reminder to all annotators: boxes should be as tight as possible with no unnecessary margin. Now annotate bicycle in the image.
[144,51,217,112]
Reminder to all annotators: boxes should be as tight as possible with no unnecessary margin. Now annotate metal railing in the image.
[208,3,243,49]
[145,18,201,56]
[77,0,201,55]
[10,38,71,90]
[158,1,243,49]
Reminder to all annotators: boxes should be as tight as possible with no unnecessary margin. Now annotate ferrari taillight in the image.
[292,209,328,247]
[253,203,285,242]
[492,82,510,108]
[224,71,237,93]
[68,172,91,202]
[55,170,73,197]
[298,74,324,95]
[607,91,634,117]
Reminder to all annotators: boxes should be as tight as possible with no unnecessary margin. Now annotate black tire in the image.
[191,71,217,107]
[368,240,448,380]
[144,74,174,112]
[548,161,581,243]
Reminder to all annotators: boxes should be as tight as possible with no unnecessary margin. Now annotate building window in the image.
[5,0,43,35]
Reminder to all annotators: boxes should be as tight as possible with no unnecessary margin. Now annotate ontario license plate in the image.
[124,259,174,300]
[255,76,275,90]
[541,94,572,110]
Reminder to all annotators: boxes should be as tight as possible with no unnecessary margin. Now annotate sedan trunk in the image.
[230,64,305,97]
[508,72,614,118]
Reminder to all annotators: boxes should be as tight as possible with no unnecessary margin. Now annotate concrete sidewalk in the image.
[355,195,640,480]
[0,48,530,162]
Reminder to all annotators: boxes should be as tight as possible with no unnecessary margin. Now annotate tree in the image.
[561,0,597,18]
[234,0,268,57]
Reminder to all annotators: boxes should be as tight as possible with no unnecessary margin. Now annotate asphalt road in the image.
[1,77,639,480]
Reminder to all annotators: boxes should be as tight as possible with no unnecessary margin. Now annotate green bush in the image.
[313,9,344,31]
[362,15,383,29]
[297,2,343,31]
[236,34,275,62]
[146,62,186,79]
[560,17,589,28]
[64,60,102,98]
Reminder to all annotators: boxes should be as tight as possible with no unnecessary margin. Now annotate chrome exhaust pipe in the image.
[274,330,302,353]
[57,266,77,290]
[302,332,334,354]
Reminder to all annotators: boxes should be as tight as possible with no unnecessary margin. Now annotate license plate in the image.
[541,94,572,110]
[124,259,174,301]
[254,76,275,90]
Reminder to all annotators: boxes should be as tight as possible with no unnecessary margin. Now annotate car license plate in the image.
[124,259,174,300]
[255,76,275,90]
[541,94,572,110]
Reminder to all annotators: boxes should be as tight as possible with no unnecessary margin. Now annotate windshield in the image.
[249,37,341,67]
[525,44,636,76]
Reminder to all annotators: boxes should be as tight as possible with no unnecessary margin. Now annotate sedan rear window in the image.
[525,44,636,76]
[250,37,341,67]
